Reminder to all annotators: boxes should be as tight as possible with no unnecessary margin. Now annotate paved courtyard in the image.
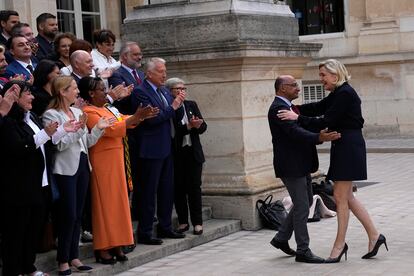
[118,150,414,276]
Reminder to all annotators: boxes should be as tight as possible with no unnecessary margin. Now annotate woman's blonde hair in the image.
[48,76,75,110]
[0,44,5,54]
[319,59,351,87]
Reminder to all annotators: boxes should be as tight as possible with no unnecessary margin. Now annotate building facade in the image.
[287,0,414,137]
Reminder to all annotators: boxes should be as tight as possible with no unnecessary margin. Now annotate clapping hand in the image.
[108,84,130,101]
[63,119,83,133]
[0,84,20,116]
[78,113,88,129]
[172,91,186,110]
[96,116,115,130]
[189,116,204,129]
[135,104,160,122]
[73,97,87,109]
[44,121,59,137]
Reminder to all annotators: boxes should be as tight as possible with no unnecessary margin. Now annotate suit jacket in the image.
[268,97,320,178]
[108,66,145,115]
[0,112,53,206]
[130,79,176,159]
[0,34,8,46]
[35,35,53,61]
[297,82,364,132]
[42,107,104,176]
[174,100,207,163]
[4,59,37,81]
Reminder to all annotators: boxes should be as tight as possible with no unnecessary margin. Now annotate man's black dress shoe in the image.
[295,249,325,263]
[157,229,185,239]
[270,238,296,256]
[137,237,163,245]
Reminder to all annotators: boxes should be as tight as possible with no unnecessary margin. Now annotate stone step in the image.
[34,206,213,273]
[47,218,241,275]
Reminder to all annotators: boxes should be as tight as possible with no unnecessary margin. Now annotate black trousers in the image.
[55,153,90,263]
[1,198,46,275]
[174,146,203,226]
[274,175,313,254]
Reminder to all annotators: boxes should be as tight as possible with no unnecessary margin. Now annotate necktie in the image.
[291,104,300,115]
[156,88,168,108]
[132,70,142,85]
[27,64,34,74]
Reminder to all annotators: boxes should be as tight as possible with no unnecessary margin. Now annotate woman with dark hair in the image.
[0,80,80,276]
[53,32,76,69]
[31,59,60,117]
[91,29,120,78]
[77,76,158,263]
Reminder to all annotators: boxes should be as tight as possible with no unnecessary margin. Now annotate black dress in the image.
[297,82,367,181]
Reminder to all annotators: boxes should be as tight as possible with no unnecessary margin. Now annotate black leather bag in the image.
[256,195,288,230]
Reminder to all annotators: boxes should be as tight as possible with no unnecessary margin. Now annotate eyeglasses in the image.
[172,87,187,91]
[283,82,299,88]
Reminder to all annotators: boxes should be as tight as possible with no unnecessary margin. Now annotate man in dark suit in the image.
[34,13,58,61]
[108,41,144,220]
[268,75,340,263]
[0,10,19,47]
[4,35,37,81]
[130,57,186,245]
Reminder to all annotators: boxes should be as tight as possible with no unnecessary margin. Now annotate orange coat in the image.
[83,105,133,250]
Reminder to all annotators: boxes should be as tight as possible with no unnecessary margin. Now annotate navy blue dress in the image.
[297,82,367,181]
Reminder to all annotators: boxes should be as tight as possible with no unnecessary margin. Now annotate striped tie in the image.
[123,136,133,192]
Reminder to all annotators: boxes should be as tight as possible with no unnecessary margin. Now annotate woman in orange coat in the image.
[78,77,159,263]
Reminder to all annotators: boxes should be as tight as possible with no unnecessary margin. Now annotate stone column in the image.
[122,0,321,229]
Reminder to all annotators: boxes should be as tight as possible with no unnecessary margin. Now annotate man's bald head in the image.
[274,75,300,101]
[70,50,94,77]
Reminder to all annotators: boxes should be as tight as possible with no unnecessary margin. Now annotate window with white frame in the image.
[302,83,326,103]
[285,0,345,36]
[56,0,106,42]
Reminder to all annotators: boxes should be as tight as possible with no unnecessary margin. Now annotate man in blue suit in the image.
[108,41,144,115]
[131,57,186,245]
[268,75,340,263]
[4,35,37,81]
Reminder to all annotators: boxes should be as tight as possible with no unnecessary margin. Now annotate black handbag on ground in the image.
[256,195,288,230]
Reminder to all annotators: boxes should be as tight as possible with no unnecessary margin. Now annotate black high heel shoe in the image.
[110,248,129,262]
[362,234,388,259]
[94,250,117,265]
[325,243,348,263]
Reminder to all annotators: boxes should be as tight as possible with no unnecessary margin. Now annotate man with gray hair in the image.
[130,57,186,245]
[108,41,144,115]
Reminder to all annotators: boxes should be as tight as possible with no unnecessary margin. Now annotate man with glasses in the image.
[268,75,340,263]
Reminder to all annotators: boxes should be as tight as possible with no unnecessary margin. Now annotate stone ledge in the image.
[45,219,241,276]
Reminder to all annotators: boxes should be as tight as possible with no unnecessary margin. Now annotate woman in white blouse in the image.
[43,76,113,275]
[0,80,80,276]
[91,29,121,80]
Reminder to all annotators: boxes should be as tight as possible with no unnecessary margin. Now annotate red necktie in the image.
[132,70,142,85]
[291,104,300,115]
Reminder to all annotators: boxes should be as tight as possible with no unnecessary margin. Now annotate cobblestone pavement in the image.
[118,151,414,276]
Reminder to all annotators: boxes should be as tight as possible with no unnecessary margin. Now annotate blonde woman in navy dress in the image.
[277,59,387,263]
